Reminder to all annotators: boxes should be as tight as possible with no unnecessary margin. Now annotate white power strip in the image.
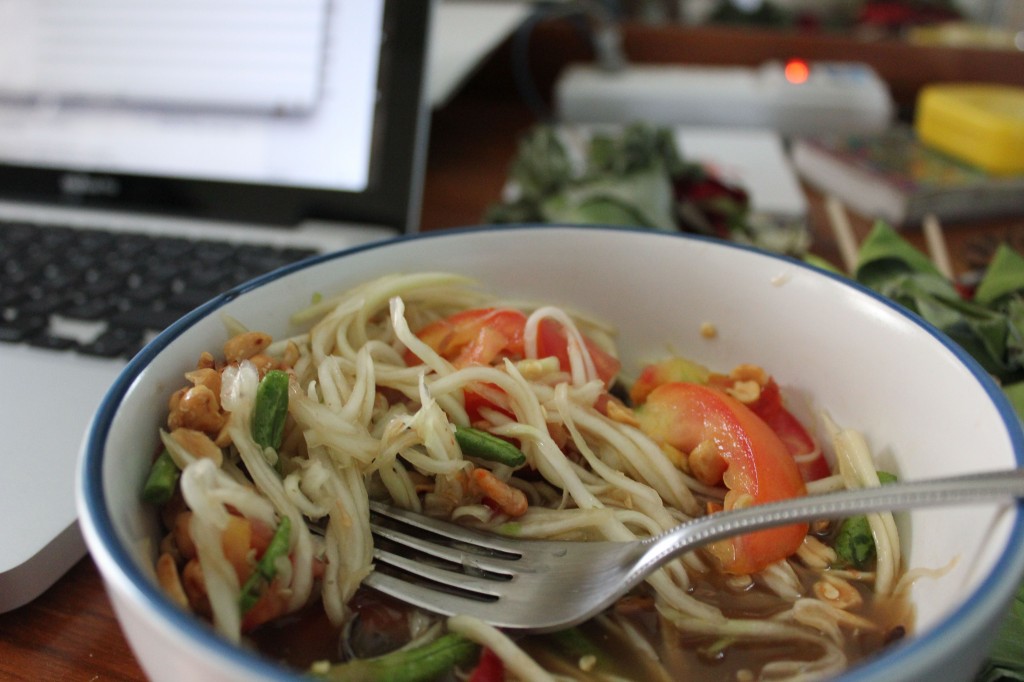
[555,61,894,135]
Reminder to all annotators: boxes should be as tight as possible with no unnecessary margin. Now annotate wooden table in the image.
[3,21,1023,680]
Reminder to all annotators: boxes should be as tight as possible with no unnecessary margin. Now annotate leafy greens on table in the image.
[840,222,1024,416]
[485,122,810,256]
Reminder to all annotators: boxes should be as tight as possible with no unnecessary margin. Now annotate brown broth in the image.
[246,531,912,678]
[251,567,912,680]
[622,561,914,680]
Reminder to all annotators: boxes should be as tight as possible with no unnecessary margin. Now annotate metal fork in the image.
[363,468,1024,633]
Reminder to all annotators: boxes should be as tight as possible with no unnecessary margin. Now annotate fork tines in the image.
[364,501,523,614]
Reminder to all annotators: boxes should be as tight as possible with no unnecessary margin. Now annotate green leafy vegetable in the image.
[977,584,1024,681]
[803,252,844,275]
[833,471,897,569]
[311,633,480,682]
[540,166,677,231]
[975,246,1024,306]
[141,449,179,505]
[239,516,291,613]
[454,425,527,468]
[852,223,1024,396]
[834,516,875,569]
[485,122,810,255]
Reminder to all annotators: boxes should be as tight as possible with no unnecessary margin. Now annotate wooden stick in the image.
[922,213,954,280]
[825,195,859,274]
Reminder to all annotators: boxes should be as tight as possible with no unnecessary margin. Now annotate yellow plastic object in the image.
[915,83,1024,175]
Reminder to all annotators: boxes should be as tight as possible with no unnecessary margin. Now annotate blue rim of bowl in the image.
[79,223,1024,680]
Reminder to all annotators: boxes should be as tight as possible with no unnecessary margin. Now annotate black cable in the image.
[509,1,625,123]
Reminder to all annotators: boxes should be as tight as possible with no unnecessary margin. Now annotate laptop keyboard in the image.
[1,220,318,359]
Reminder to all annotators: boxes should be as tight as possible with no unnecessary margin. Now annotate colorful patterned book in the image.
[790,125,1024,227]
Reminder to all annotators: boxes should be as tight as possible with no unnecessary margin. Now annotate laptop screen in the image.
[0,0,431,230]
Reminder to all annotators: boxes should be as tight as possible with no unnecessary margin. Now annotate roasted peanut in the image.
[174,512,197,560]
[167,385,225,433]
[689,440,728,486]
[813,574,864,611]
[605,398,640,427]
[181,558,211,616]
[223,331,272,363]
[725,379,762,404]
[169,428,223,466]
[661,442,689,473]
[156,553,191,610]
[185,367,221,396]
[281,341,300,368]
[246,353,278,377]
[730,363,768,386]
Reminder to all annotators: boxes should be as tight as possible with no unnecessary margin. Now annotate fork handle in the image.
[640,468,1024,573]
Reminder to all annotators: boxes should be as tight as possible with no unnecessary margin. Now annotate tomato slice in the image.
[406,308,619,384]
[635,382,808,574]
[406,308,621,421]
[403,308,527,368]
[630,356,710,405]
[469,647,505,682]
[746,379,830,481]
[632,358,829,482]
[535,318,621,387]
[463,386,513,423]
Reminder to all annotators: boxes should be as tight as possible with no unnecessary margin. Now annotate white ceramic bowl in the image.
[78,225,1024,681]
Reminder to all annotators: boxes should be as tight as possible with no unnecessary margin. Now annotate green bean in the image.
[544,626,611,668]
[313,633,480,682]
[141,449,179,505]
[252,369,289,451]
[454,425,526,467]
[239,516,291,613]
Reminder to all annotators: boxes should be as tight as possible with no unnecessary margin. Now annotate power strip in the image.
[555,61,895,135]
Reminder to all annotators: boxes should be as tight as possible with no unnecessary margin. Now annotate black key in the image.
[235,246,294,272]
[63,298,117,321]
[0,222,39,246]
[110,305,188,332]
[194,242,237,263]
[125,282,167,304]
[144,260,188,286]
[166,290,217,310]
[3,252,46,285]
[186,268,232,291]
[80,279,122,299]
[38,265,81,291]
[0,315,46,343]
[152,237,195,259]
[80,328,143,358]
[113,234,155,258]
[29,334,79,351]
[0,287,27,308]
[38,226,77,250]
[76,229,117,254]
[288,247,317,260]
[19,292,71,316]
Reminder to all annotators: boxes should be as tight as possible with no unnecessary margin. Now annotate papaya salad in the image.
[143,272,914,681]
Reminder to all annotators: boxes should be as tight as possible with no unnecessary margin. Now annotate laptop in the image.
[0,0,433,611]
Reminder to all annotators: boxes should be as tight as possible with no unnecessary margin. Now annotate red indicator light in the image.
[784,59,810,84]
